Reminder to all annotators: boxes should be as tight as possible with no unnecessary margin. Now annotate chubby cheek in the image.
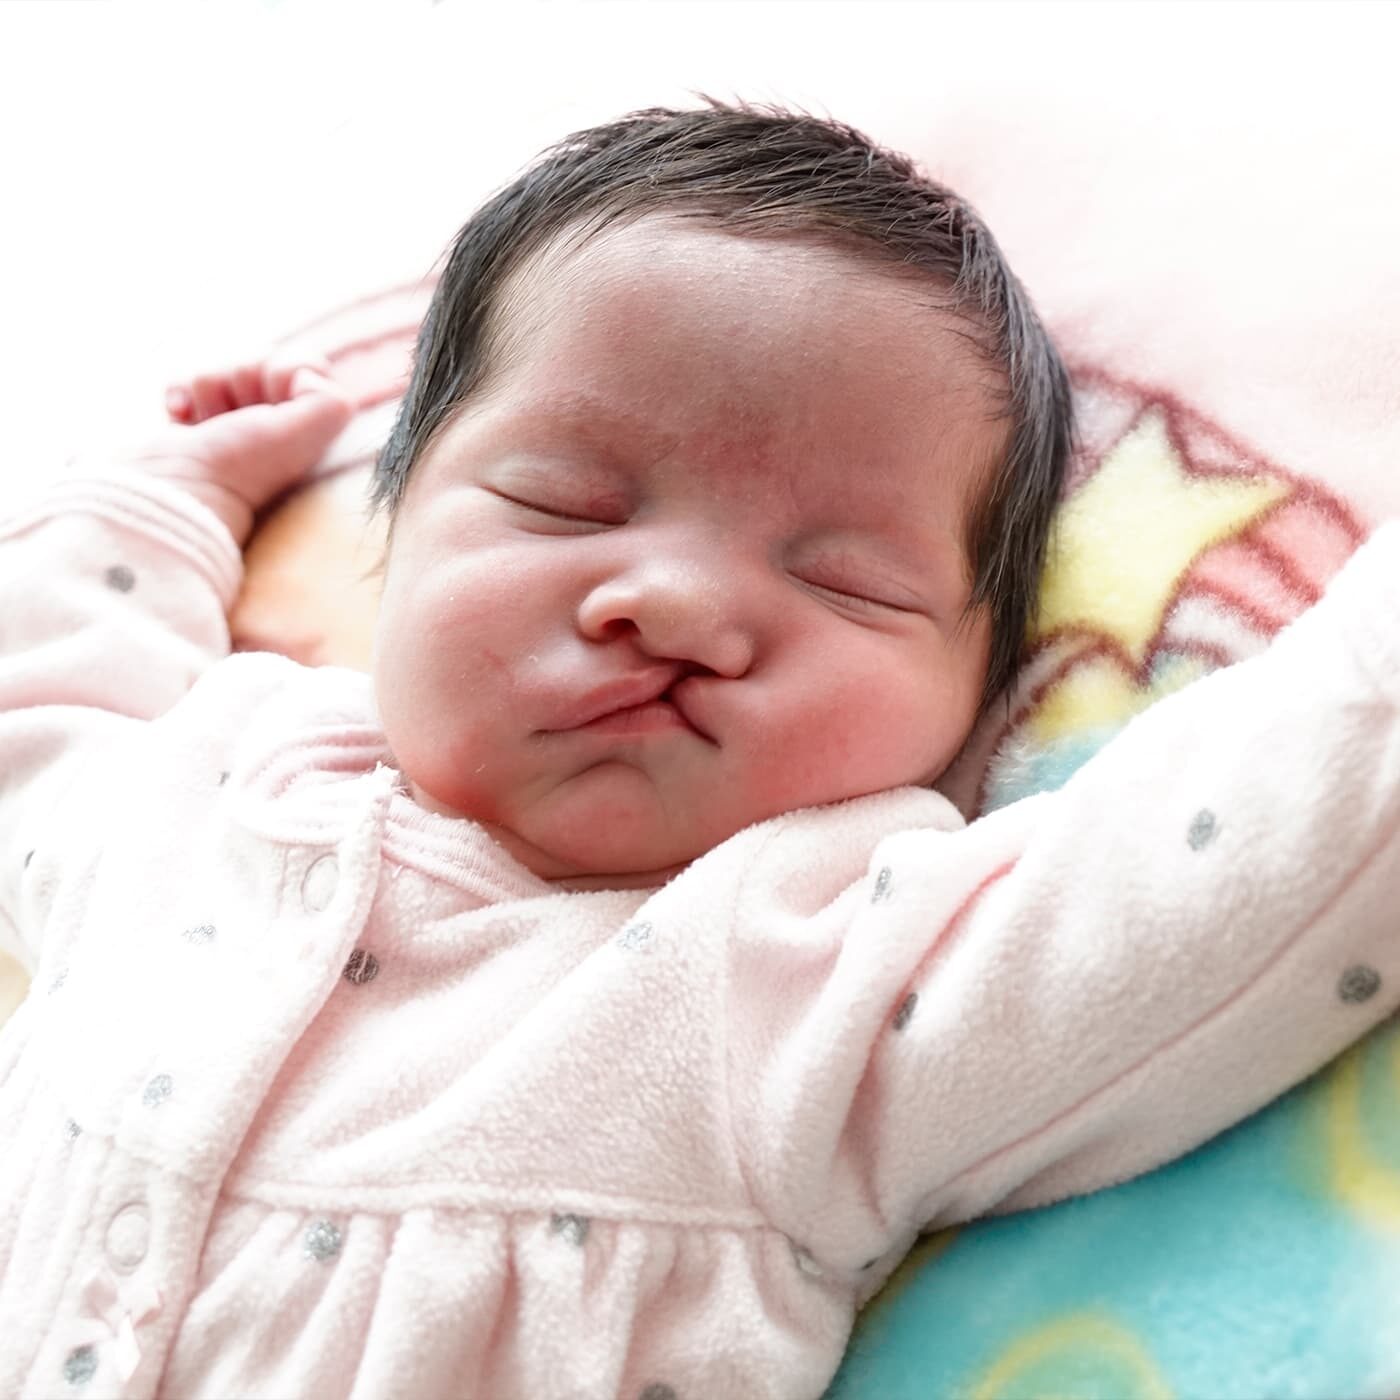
[373,585,514,822]
[754,660,976,810]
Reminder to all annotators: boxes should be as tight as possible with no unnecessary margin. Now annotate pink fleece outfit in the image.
[1,472,1398,1400]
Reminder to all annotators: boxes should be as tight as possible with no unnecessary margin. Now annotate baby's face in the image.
[373,218,1002,888]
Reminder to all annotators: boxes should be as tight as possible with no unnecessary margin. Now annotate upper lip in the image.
[552,670,685,731]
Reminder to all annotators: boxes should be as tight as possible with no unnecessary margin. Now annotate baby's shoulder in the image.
[17,658,382,944]
[167,654,380,779]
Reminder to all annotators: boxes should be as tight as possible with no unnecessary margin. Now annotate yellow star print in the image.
[1035,407,1289,667]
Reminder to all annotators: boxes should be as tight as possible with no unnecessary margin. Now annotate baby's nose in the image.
[576,555,755,677]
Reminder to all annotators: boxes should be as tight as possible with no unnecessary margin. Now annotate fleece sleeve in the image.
[0,472,241,971]
[727,521,1400,1273]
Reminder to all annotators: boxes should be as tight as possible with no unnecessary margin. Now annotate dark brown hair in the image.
[372,99,1073,710]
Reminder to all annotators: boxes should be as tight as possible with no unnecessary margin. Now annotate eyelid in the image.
[797,550,922,613]
[491,490,612,526]
[801,577,901,613]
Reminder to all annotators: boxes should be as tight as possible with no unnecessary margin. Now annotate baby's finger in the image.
[289,366,353,404]
[230,363,267,410]
[255,380,356,481]
[165,384,195,423]
[265,351,336,404]
[187,372,238,424]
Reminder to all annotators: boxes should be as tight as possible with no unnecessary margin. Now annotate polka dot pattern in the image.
[63,1344,97,1386]
[550,1213,589,1247]
[617,922,654,951]
[303,1220,342,1262]
[142,1074,173,1108]
[1338,964,1381,1004]
[1187,809,1217,850]
[343,949,380,984]
[893,992,918,1031]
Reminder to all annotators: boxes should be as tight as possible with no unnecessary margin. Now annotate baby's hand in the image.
[126,354,355,546]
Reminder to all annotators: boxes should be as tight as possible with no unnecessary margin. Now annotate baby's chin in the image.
[488,819,697,891]
[407,778,700,890]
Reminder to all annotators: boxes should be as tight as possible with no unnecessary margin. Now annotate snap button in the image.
[300,853,339,914]
[104,1202,150,1274]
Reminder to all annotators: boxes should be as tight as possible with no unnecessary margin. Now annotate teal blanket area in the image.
[827,372,1400,1399]
[831,1017,1400,1398]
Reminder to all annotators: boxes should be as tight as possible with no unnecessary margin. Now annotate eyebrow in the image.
[492,390,681,468]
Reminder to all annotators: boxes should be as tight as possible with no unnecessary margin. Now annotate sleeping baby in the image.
[2,101,1398,1400]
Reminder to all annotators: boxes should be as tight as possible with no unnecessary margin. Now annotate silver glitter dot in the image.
[181,923,216,944]
[789,1240,824,1278]
[62,1117,82,1142]
[550,1213,590,1247]
[104,564,135,593]
[617,921,654,952]
[141,1073,173,1108]
[872,866,893,902]
[1338,964,1381,1004]
[217,770,230,787]
[303,1219,342,1262]
[48,967,68,994]
[63,1344,98,1386]
[23,849,34,869]
[639,1387,678,1400]
[343,949,380,985]
[1186,809,1217,850]
[893,992,918,1031]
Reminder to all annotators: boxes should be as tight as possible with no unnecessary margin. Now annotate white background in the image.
[1,0,1397,484]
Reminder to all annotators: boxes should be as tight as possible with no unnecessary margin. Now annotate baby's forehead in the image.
[490,217,1003,422]
[499,212,991,355]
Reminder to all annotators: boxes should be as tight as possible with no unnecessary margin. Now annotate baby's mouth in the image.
[567,692,691,738]
[539,671,715,744]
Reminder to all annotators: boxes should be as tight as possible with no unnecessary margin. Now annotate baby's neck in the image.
[407,779,683,892]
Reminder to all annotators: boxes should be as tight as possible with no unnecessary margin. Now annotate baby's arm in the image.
[0,362,351,970]
[729,524,1400,1275]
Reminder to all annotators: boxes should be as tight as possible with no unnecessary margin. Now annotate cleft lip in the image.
[665,675,713,742]
[545,669,715,742]
[550,670,683,731]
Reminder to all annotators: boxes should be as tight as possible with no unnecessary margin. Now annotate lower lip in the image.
[572,698,690,736]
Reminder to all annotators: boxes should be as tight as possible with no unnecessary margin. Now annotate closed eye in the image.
[801,578,902,613]
[491,491,613,526]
